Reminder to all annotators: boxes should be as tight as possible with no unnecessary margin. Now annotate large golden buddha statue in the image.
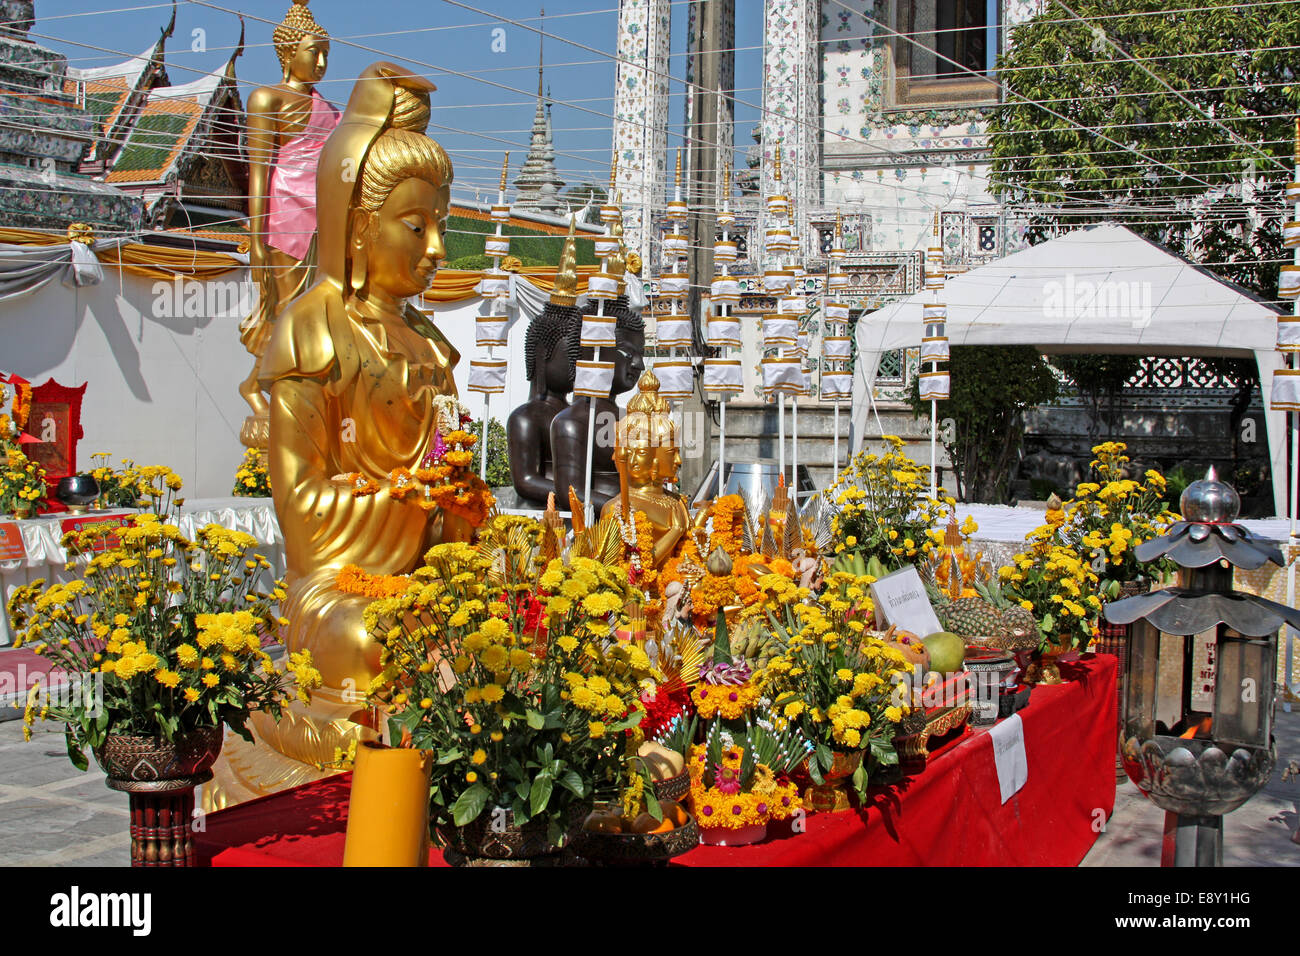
[209,62,465,806]
[600,370,690,570]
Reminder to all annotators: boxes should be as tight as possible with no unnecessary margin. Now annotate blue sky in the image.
[37,1,764,204]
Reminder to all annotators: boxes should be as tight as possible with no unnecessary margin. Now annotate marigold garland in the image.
[691,679,762,719]
[336,564,411,599]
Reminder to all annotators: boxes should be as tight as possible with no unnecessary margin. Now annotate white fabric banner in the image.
[920,336,950,364]
[1277,317,1300,352]
[581,315,617,347]
[655,360,693,399]
[711,277,740,302]
[659,272,690,296]
[762,358,803,396]
[468,359,507,394]
[656,316,693,349]
[762,270,793,293]
[574,360,614,397]
[587,273,619,299]
[707,316,741,347]
[821,371,851,401]
[823,336,852,360]
[475,315,509,347]
[919,370,950,401]
[1271,368,1300,410]
[762,315,798,349]
[703,358,743,394]
[1281,266,1300,299]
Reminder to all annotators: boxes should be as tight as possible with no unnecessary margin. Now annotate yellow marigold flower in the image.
[201,673,219,687]
[588,721,606,739]
[480,684,504,703]
[556,635,578,654]
[471,749,487,765]
[465,771,478,783]
[183,687,199,702]
[508,649,532,670]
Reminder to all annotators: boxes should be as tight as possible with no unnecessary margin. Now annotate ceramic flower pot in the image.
[803,749,862,812]
[437,801,589,867]
[698,821,766,846]
[1024,642,1072,685]
[92,726,224,867]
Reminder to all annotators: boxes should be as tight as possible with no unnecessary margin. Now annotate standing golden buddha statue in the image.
[209,62,465,806]
[238,0,340,449]
[600,370,690,574]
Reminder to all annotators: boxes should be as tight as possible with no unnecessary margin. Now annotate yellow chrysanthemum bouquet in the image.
[1000,442,1176,650]
[363,515,657,847]
[755,571,914,800]
[88,453,185,512]
[6,508,319,767]
[1,443,46,516]
[232,448,271,497]
[826,435,950,575]
[1068,441,1177,594]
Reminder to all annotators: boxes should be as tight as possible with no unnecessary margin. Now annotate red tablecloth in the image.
[196,654,1116,867]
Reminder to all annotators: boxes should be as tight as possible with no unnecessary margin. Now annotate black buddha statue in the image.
[507,222,581,504]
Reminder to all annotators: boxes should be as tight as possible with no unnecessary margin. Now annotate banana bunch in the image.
[828,551,887,580]
[729,617,782,669]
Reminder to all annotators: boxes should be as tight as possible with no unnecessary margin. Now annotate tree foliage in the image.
[909,346,1059,503]
[990,0,1298,297]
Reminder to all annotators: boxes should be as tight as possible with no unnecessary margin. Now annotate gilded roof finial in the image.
[550,215,578,306]
[773,144,782,183]
[499,152,510,193]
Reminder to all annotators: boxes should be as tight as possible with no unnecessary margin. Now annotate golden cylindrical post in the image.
[342,743,433,867]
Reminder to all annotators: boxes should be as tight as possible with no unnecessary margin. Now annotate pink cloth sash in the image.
[266,90,340,261]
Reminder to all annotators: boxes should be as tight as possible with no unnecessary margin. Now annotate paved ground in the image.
[1,685,1297,868]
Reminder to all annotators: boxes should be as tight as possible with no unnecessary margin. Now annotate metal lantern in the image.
[1105,469,1299,866]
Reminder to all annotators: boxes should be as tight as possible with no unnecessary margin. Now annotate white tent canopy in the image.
[851,224,1287,515]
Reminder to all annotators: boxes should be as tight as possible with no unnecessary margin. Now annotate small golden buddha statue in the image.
[208,62,465,807]
[239,0,340,443]
[600,370,689,571]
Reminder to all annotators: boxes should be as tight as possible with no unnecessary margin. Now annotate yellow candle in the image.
[342,743,432,867]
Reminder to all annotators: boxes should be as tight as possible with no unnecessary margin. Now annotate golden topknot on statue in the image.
[273,1,329,72]
[617,368,675,451]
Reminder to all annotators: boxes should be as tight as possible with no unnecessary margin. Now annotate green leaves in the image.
[451,782,489,826]
[529,773,553,817]
[712,610,731,664]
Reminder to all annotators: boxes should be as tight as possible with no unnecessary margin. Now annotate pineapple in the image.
[940,595,1003,642]
[938,576,1037,650]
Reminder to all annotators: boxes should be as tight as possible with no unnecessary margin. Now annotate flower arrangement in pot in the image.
[999,442,1176,683]
[755,571,914,810]
[361,515,657,865]
[6,508,320,866]
[825,435,950,577]
[232,448,271,498]
[1,444,46,517]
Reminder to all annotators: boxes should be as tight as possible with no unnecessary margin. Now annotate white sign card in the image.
[989,713,1028,803]
[868,566,943,638]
